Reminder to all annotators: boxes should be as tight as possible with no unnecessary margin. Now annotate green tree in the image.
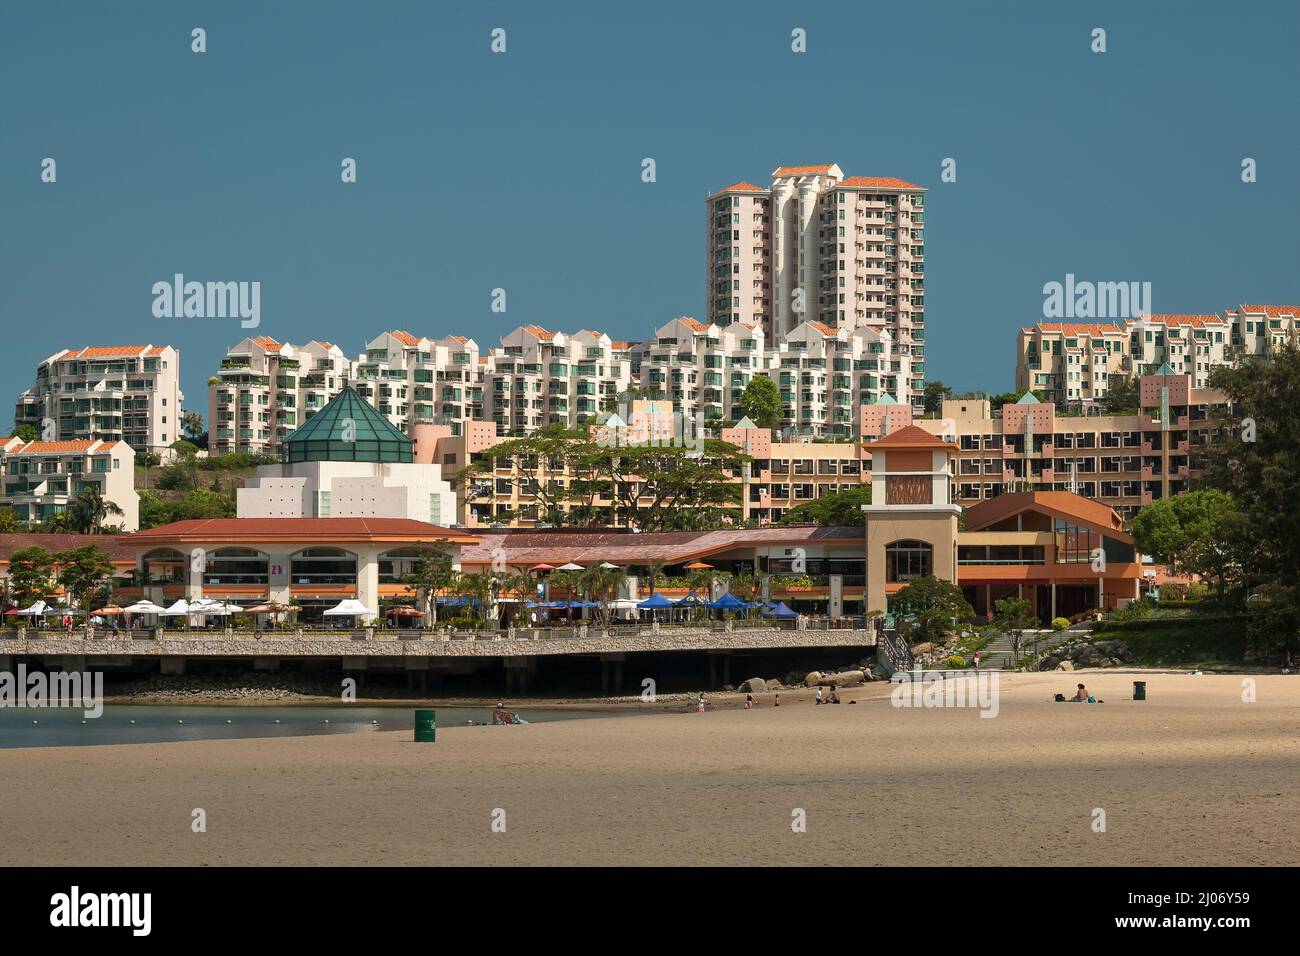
[778,486,871,527]
[54,545,116,611]
[1131,490,1242,598]
[399,544,459,628]
[587,439,747,531]
[0,508,16,533]
[923,380,953,415]
[1100,375,1140,415]
[12,423,39,442]
[456,424,599,527]
[737,375,783,431]
[1203,345,1300,610]
[892,576,975,642]
[68,484,124,534]
[990,596,1037,661]
[7,546,55,606]
[180,409,206,442]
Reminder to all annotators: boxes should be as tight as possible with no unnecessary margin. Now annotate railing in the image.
[8,620,877,645]
[875,623,914,677]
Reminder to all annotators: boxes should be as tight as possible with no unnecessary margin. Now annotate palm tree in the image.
[399,544,459,628]
[456,571,496,627]
[645,560,666,596]
[579,565,623,624]
[69,485,124,535]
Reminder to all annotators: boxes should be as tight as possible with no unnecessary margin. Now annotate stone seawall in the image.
[0,628,875,661]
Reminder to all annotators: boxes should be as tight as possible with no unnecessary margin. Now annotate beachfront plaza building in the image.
[14,345,183,456]
[706,164,927,408]
[0,436,138,531]
[237,386,457,526]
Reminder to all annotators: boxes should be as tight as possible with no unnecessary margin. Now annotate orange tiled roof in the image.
[310,340,335,350]
[836,176,924,190]
[447,335,469,345]
[13,440,101,454]
[459,526,863,569]
[60,346,152,359]
[808,321,838,335]
[1147,314,1223,327]
[1033,323,1125,335]
[965,491,1129,536]
[146,346,167,355]
[390,330,423,347]
[773,164,835,176]
[251,335,282,349]
[1238,304,1300,318]
[676,317,708,332]
[716,181,768,193]
[863,425,954,452]
[521,325,556,341]
[122,518,480,545]
[610,340,634,351]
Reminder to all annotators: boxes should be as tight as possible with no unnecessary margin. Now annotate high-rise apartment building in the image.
[707,164,926,408]
[208,336,352,456]
[15,345,183,455]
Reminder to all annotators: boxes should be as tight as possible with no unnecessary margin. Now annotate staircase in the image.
[976,629,1077,670]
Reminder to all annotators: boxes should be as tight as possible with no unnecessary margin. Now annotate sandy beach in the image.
[2,671,1296,867]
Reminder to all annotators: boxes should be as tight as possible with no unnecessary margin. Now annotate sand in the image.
[1,671,1296,866]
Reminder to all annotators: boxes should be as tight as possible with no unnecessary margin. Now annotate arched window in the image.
[291,548,357,586]
[885,540,932,583]
[202,548,269,586]
[141,548,186,585]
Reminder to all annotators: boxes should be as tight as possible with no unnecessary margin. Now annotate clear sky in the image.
[2,0,1297,418]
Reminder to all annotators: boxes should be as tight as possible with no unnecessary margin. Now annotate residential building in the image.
[348,331,484,435]
[706,164,927,408]
[0,437,139,531]
[15,345,183,455]
[209,336,353,456]
[484,326,631,434]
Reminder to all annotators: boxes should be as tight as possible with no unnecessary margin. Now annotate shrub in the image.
[1051,617,1071,631]
[945,654,966,669]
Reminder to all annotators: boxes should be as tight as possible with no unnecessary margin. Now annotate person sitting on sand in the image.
[1073,683,1089,702]
[815,688,823,705]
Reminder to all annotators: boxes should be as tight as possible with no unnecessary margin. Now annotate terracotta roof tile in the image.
[836,176,924,191]
[715,181,768,193]
[122,518,479,545]
[1238,304,1300,318]
[863,425,954,452]
[773,164,835,176]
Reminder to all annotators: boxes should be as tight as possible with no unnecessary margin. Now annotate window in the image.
[886,540,933,583]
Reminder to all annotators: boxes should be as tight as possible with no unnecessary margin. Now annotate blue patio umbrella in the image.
[761,601,798,619]
[637,593,674,610]
[674,592,709,607]
[707,592,750,611]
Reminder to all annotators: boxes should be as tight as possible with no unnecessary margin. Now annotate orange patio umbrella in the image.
[91,606,126,615]
[684,561,714,570]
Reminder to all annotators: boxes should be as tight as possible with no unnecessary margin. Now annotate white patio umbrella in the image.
[323,598,377,618]
[159,599,194,616]
[556,562,585,572]
[17,600,48,616]
[599,562,621,570]
[124,600,167,615]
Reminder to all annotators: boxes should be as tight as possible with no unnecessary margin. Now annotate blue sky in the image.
[2,0,1296,418]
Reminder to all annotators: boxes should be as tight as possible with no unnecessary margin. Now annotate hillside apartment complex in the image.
[13,346,183,455]
[423,364,1226,529]
[0,436,139,530]
[1017,304,1300,404]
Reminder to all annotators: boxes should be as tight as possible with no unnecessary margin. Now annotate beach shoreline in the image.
[3,671,1297,866]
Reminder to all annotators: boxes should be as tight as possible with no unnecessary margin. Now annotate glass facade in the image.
[282,386,413,464]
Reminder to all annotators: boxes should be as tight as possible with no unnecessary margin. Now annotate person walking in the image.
[745,692,753,710]
[696,693,706,713]
[973,650,981,671]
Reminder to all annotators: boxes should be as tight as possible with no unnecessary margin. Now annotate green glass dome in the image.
[282,386,413,464]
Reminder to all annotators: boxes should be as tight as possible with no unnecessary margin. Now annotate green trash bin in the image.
[414,709,437,742]
[1133,681,1146,701]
